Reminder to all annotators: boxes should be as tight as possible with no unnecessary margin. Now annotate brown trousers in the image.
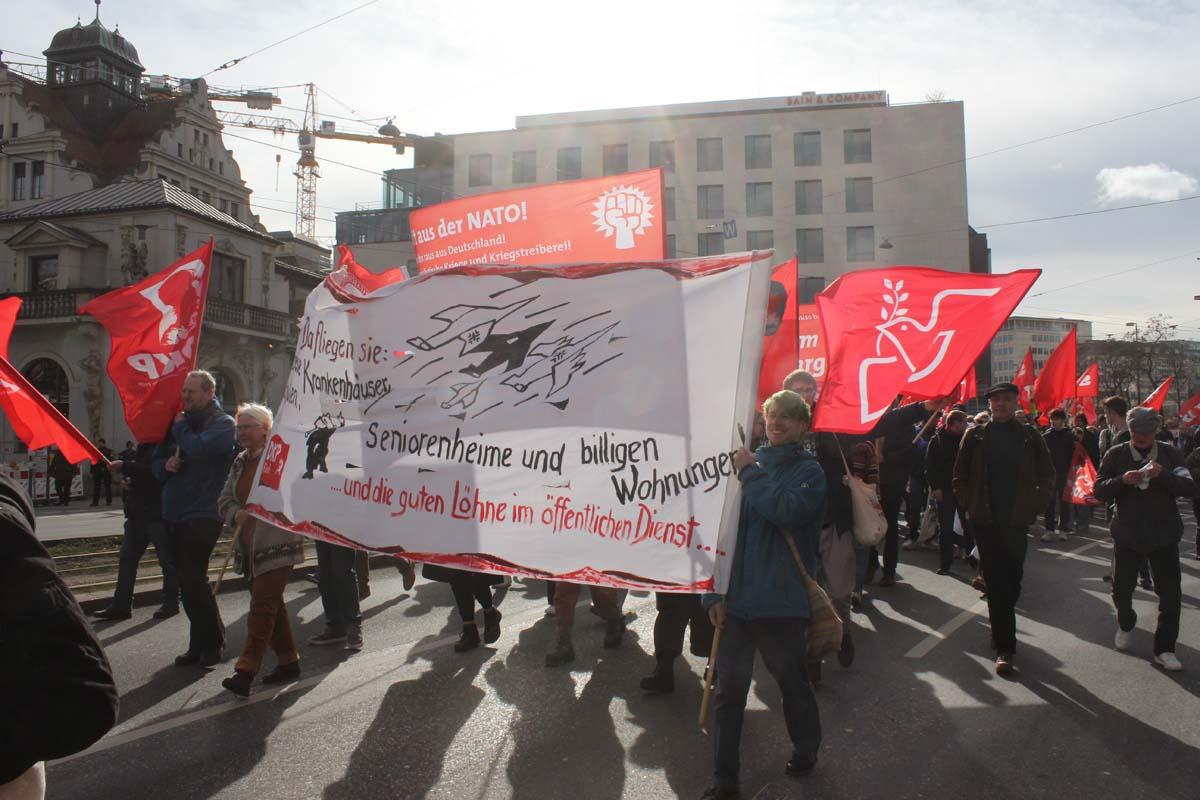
[235,565,298,675]
[553,584,626,639]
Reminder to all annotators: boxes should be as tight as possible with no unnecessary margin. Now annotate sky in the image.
[6,0,1200,340]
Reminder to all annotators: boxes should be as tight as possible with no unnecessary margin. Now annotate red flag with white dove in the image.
[0,297,103,463]
[1142,376,1174,413]
[1032,327,1077,414]
[78,240,213,443]
[1177,389,1200,427]
[327,244,406,300]
[812,267,1040,433]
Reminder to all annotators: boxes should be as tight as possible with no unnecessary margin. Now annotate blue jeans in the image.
[112,518,178,612]
[713,617,822,789]
[315,541,361,632]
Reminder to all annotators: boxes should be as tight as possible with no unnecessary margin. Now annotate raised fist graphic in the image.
[602,191,645,249]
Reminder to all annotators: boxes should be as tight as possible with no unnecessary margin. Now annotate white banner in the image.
[248,253,772,591]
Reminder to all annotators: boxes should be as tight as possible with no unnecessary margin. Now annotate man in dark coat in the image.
[1094,407,1192,671]
[0,474,118,794]
[926,409,973,575]
[1042,409,1076,541]
[953,383,1055,676]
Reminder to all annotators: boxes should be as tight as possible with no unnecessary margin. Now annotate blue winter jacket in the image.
[704,442,826,620]
[154,400,236,523]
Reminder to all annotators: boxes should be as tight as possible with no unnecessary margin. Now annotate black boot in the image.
[837,629,855,668]
[603,616,626,649]
[221,669,253,698]
[640,658,675,693]
[454,622,481,652]
[483,608,502,644]
[545,636,575,667]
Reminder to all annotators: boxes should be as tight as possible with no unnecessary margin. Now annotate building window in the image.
[512,150,537,183]
[649,140,675,172]
[218,162,224,175]
[208,158,214,171]
[698,185,724,219]
[194,129,200,143]
[746,182,773,217]
[188,148,194,162]
[795,131,820,166]
[664,187,675,221]
[602,144,628,176]
[698,232,724,256]
[177,143,183,158]
[846,177,873,212]
[9,123,18,138]
[844,129,872,164]
[12,162,26,200]
[795,179,822,215]
[796,228,824,264]
[210,253,245,303]
[557,147,582,180]
[30,161,43,199]
[745,134,771,169]
[229,202,240,219]
[799,276,826,304]
[30,255,58,291]
[202,192,212,205]
[202,132,209,146]
[747,230,774,251]
[665,234,676,259]
[468,154,493,187]
[219,199,228,213]
[847,225,875,261]
[697,138,723,171]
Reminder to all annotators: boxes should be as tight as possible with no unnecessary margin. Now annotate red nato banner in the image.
[410,168,665,272]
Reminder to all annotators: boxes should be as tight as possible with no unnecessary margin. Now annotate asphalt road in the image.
[47,512,1200,800]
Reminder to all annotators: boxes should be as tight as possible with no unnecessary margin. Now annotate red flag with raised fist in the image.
[813,266,1039,433]
[79,240,213,443]
[1177,389,1200,427]
[1033,327,1077,414]
[1013,348,1035,412]
[1076,362,1099,397]
[0,298,102,464]
[1142,376,1173,412]
[757,257,799,405]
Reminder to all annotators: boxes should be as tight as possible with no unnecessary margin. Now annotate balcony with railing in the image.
[1,289,296,340]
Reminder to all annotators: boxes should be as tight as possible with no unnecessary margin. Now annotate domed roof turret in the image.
[45,16,143,71]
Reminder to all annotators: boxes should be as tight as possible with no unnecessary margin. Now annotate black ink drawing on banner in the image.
[303,411,345,479]
[400,291,626,416]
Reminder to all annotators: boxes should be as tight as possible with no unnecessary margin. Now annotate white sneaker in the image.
[1114,628,1134,652]
[1040,531,1056,543]
[1057,530,1069,542]
[1154,652,1183,671]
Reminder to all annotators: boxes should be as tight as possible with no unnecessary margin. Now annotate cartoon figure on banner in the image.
[858,278,1000,424]
[591,185,655,250]
[303,411,345,479]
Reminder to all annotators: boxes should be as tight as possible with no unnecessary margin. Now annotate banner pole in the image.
[912,408,942,445]
[698,625,723,727]
[211,520,244,596]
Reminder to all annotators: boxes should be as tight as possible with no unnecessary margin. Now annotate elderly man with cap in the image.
[952,382,1055,676]
[1093,407,1192,671]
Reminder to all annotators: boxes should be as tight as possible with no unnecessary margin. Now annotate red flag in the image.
[1032,327,1077,413]
[1064,443,1102,506]
[953,366,978,405]
[1142,376,1173,412]
[813,266,1040,433]
[1076,362,1099,398]
[1013,348,1035,412]
[0,300,102,464]
[1177,389,1200,427]
[327,244,406,299]
[1069,397,1097,424]
[79,240,213,443]
[757,257,799,405]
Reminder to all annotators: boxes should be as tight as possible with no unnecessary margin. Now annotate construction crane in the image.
[216,84,417,238]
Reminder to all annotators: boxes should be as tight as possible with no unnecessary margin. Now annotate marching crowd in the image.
[3,368,1198,800]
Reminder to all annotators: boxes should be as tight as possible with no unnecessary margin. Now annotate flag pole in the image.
[211,519,245,596]
[698,625,722,727]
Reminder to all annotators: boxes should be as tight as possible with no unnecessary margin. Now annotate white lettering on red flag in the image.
[79,240,213,442]
[247,253,772,591]
[813,267,1039,433]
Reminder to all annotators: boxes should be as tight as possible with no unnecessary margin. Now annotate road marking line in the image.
[903,600,988,659]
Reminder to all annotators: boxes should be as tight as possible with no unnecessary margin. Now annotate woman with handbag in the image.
[700,390,828,800]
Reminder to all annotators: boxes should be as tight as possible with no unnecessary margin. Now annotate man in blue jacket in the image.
[155,370,235,668]
[701,390,827,799]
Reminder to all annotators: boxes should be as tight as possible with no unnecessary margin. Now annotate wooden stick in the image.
[211,520,244,596]
[913,409,944,445]
[698,625,723,727]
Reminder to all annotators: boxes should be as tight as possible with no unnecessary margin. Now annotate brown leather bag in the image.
[782,530,844,660]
